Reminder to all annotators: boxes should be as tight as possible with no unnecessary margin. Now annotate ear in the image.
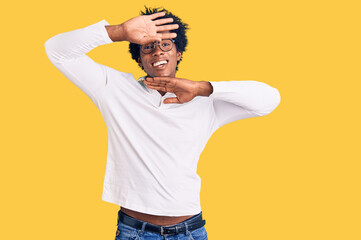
[137,58,142,67]
[176,51,182,61]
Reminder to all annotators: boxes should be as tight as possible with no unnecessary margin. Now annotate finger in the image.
[149,12,166,20]
[143,36,162,43]
[164,97,180,104]
[156,24,179,32]
[145,79,167,87]
[145,80,166,87]
[145,83,166,88]
[158,32,177,39]
[146,84,167,92]
[146,76,171,83]
[152,77,171,83]
[146,77,166,83]
[153,18,174,26]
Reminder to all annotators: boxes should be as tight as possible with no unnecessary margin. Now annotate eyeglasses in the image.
[140,39,175,54]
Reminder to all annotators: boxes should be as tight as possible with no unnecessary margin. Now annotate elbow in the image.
[252,87,281,116]
[44,37,65,66]
[44,38,51,51]
[44,36,55,55]
[44,37,56,63]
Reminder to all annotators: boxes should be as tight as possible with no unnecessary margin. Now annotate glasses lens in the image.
[159,39,173,52]
[141,40,174,54]
[141,43,154,54]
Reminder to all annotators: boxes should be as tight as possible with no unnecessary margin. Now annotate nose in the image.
[151,42,164,56]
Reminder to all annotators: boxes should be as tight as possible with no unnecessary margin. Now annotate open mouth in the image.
[152,60,168,69]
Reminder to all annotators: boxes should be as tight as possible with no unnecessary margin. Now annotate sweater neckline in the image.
[136,76,174,98]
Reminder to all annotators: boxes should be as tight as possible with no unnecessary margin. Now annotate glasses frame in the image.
[139,39,176,54]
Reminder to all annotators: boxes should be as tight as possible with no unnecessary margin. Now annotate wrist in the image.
[197,81,213,97]
[105,24,126,42]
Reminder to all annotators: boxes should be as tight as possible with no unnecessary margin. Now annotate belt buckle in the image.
[160,225,178,236]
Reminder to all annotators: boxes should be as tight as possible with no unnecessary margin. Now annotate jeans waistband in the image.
[117,209,205,236]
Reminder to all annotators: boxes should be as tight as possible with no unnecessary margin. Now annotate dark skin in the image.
[136,33,213,101]
[136,31,213,102]
[107,11,213,101]
[145,76,213,103]
[140,49,213,101]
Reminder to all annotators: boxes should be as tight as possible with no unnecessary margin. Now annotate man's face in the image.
[137,36,181,78]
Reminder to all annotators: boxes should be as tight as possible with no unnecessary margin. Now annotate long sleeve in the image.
[44,20,114,103]
[208,80,281,128]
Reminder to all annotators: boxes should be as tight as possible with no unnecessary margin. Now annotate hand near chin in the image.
[144,77,200,104]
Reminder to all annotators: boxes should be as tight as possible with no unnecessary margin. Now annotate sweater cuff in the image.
[208,81,230,100]
[89,19,114,45]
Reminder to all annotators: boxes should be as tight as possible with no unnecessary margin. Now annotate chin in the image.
[151,73,171,77]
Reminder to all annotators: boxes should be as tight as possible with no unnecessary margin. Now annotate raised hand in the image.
[121,12,179,45]
[144,77,212,104]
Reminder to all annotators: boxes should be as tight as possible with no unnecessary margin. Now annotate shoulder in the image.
[104,67,137,85]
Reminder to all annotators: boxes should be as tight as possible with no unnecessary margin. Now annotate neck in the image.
[158,90,166,96]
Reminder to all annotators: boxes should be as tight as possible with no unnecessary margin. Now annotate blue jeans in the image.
[115,210,208,240]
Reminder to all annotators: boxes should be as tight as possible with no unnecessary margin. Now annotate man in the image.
[45,6,281,240]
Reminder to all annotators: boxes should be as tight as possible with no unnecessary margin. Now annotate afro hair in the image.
[128,6,189,72]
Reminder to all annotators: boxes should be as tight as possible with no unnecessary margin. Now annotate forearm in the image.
[197,81,213,96]
[45,20,113,64]
[209,80,281,115]
[44,20,113,102]
[105,24,126,42]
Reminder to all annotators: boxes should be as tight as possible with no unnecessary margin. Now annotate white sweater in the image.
[45,19,281,216]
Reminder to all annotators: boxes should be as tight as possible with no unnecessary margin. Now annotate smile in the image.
[152,60,168,68]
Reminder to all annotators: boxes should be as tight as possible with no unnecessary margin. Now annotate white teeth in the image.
[153,60,167,67]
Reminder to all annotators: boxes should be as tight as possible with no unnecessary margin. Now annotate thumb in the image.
[163,97,180,104]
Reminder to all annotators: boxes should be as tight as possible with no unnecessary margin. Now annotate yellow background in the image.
[1,0,360,239]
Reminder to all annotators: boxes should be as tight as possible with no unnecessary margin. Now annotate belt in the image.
[118,210,206,236]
